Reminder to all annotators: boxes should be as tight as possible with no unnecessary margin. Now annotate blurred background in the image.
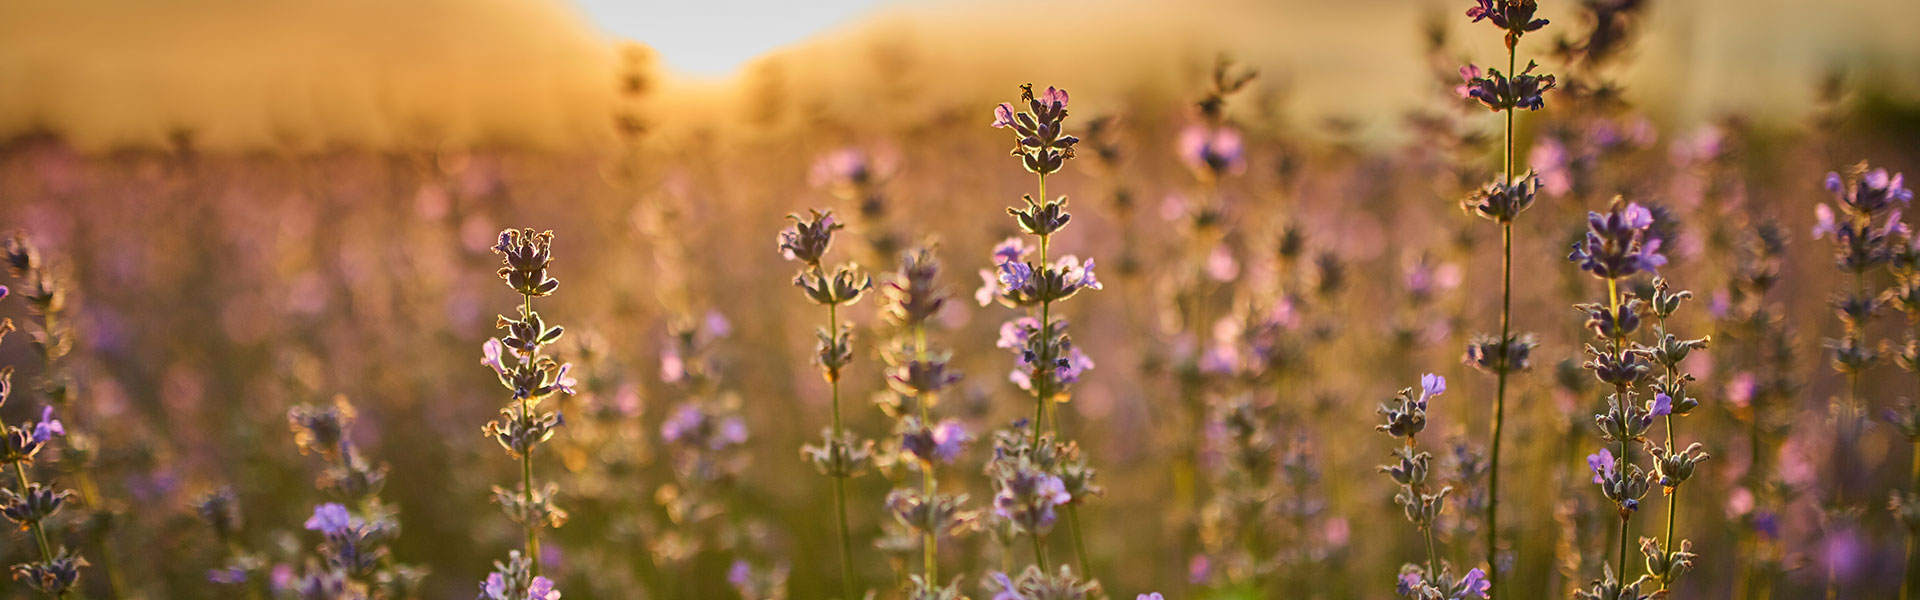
[1,0,1918,598]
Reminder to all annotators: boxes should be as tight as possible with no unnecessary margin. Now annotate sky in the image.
[571,0,905,77]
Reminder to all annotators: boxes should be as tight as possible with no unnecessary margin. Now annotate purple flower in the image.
[993,237,1032,265]
[1421,373,1447,400]
[904,418,974,464]
[208,566,247,585]
[660,406,697,445]
[1650,392,1672,417]
[727,561,752,589]
[1726,372,1756,408]
[527,576,560,600]
[993,470,1071,531]
[1812,203,1838,239]
[997,261,1033,292]
[0,285,7,302]
[303,503,352,536]
[1570,202,1666,279]
[1057,256,1102,291]
[1040,86,1069,109]
[1453,568,1490,599]
[704,310,733,338]
[988,572,1020,600]
[1529,138,1572,197]
[1396,571,1424,596]
[1138,594,1165,600]
[1587,448,1615,484]
[1199,343,1240,376]
[1457,62,1556,112]
[659,346,686,384]
[1057,346,1096,385]
[975,269,1002,307]
[991,103,1017,129]
[32,406,63,443]
[482,338,510,375]
[551,363,578,395]
[998,317,1039,350]
[1464,0,1548,35]
[808,148,883,190]
[1178,125,1247,178]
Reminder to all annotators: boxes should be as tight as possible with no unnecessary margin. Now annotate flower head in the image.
[303,503,353,536]
[1178,125,1247,180]
[1458,61,1557,112]
[1570,200,1667,279]
[1465,0,1549,46]
[992,84,1080,175]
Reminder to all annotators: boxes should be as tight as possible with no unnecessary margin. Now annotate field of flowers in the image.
[1,0,1918,598]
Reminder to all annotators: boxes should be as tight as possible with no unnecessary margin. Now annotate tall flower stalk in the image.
[1457,2,1553,591]
[1569,200,1676,600]
[286,396,428,597]
[482,229,574,583]
[1376,373,1490,599]
[1893,215,1920,598]
[782,209,876,600]
[1811,163,1910,596]
[0,286,85,597]
[1642,278,1711,593]
[3,232,125,596]
[880,245,977,596]
[983,84,1103,579]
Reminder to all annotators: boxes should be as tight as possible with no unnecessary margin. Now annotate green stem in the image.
[1424,523,1441,588]
[1032,530,1052,573]
[521,293,541,576]
[1617,438,1631,586]
[1033,171,1092,577]
[1485,39,1518,597]
[1659,314,1678,593]
[914,327,938,583]
[828,301,857,600]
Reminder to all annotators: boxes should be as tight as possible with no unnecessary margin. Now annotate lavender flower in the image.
[1178,125,1247,181]
[992,85,1079,176]
[485,228,572,576]
[1456,62,1556,112]
[1570,201,1667,280]
[1464,0,1548,37]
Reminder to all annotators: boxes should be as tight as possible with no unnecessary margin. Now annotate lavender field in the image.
[1,0,1918,598]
